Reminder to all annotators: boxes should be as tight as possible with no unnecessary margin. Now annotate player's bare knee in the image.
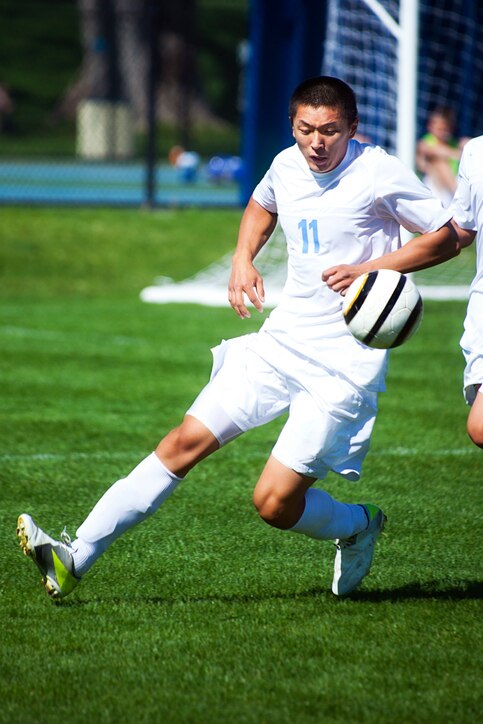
[253,488,288,528]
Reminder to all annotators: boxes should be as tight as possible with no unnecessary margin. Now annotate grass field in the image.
[1,208,481,723]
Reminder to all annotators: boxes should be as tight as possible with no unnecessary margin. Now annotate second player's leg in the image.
[467,385,483,448]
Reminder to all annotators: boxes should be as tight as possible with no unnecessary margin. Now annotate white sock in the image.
[72,452,182,576]
[290,487,368,540]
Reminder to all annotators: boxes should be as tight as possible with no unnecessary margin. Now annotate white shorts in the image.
[461,292,483,405]
[187,333,379,481]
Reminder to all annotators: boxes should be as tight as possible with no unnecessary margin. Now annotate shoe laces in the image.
[334,535,357,550]
[60,527,73,547]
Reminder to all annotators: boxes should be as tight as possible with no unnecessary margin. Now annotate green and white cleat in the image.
[17,513,80,600]
[332,504,386,597]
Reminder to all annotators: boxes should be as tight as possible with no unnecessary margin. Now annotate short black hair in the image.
[289,76,358,125]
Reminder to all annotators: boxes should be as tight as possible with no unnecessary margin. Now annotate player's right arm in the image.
[451,222,476,248]
[323,221,461,294]
[229,197,278,319]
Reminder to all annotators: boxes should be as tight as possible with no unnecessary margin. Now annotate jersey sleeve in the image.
[372,151,452,234]
[451,144,477,231]
[252,165,278,213]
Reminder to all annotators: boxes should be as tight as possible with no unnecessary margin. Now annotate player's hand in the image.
[228,257,265,319]
[322,264,365,295]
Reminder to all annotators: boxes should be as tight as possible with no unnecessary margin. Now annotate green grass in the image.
[1,208,482,723]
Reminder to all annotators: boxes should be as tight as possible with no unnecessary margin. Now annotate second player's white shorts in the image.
[461,291,483,405]
[187,333,379,481]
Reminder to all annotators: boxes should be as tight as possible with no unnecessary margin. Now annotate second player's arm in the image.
[229,197,278,318]
[323,221,473,294]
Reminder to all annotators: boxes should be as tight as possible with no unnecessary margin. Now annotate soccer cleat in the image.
[17,513,80,600]
[332,504,386,596]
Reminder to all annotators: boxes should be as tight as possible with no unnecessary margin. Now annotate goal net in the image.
[141,0,479,307]
[140,219,474,307]
[323,0,400,154]
[140,224,288,308]
[323,0,482,156]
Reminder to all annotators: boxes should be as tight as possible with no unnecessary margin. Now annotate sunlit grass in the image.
[1,208,481,724]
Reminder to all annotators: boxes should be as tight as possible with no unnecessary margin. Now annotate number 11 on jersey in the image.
[298,218,320,253]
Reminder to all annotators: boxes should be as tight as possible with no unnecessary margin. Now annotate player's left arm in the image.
[323,221,462,294]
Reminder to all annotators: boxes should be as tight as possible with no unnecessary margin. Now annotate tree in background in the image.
[0,0,247,155]
[56,0,223,146]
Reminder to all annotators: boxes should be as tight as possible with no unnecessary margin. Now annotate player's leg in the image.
[252,456,315,529]
[156,414,221,477]
[71,415,221,571]
[17,340,276,597]
[467,385,483,448]
[17,414,222,599]
[461,297,483,447]
[258,383,385,596]
[16,336,284,599]
[253,455,369,536]
[252,454,384,598]
[70,344,258,581]
[17,337,259,599]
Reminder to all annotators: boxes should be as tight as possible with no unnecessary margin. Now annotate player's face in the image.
[292,104,358,173]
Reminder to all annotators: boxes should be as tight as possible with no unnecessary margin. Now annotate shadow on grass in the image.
[59,579,483,607]
[346,580,483,602]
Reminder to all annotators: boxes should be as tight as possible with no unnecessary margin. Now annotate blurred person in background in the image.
[168,144,200,183]
[416,107,468,207]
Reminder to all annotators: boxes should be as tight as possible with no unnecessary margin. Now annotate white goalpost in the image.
[361,0,418,171]
[359,0,418,251]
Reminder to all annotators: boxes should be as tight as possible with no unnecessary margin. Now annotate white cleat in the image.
[332,504,386,597]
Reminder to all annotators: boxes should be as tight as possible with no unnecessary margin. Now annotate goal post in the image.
[395,0,418,171]
[360,0,418,170]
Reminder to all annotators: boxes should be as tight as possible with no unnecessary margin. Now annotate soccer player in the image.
[448,136,483,448]
[17,77,462,601]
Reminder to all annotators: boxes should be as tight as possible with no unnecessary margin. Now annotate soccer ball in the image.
[342,269,423,349]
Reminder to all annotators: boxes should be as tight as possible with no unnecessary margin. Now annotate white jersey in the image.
[252,139,451,391]
[451,135,483,296]
[450,135,483,396]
